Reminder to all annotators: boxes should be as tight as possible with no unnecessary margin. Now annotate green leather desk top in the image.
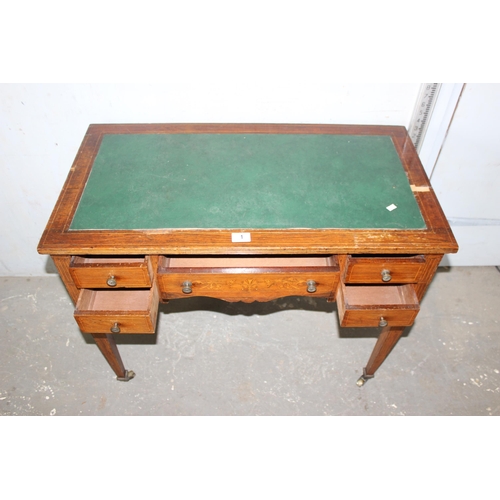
[70,133,426,230]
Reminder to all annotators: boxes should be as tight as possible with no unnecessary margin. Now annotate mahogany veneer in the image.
[38,124,458,385]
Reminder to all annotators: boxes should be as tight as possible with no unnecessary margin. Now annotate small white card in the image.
[386,204,397,212]
[232,232,251,242]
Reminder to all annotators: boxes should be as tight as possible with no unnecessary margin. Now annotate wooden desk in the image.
[38,124,458,385]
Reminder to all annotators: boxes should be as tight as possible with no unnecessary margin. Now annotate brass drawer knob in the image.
[182,280,193,294]
[379,317,388,327]
[111,322,121,334]
[306,280,317,293]
[381,269,392,282]
[107,275,117,287]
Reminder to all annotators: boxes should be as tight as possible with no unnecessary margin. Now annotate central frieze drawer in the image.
[158,255,339,302]
[69,256,153,289]
[344,255,426,284]
[74,285,159,334]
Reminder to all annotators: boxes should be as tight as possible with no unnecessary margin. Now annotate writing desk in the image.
[38,124,458,385]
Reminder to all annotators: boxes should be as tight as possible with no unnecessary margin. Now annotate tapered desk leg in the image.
[92,334,135,382]
[357,325,405,386]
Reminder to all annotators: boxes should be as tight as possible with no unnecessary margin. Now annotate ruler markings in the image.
[409,83,441,151]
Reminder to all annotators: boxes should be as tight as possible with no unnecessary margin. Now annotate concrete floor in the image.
[1,266,499,415]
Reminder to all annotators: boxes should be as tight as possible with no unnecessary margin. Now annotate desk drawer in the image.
[74,285,159,334]
[344,255,426,284]
[158,255,339,302]
[336,283,419,327]
[69,256,153,289]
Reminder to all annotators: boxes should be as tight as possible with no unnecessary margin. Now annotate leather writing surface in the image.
[70,134,426,230]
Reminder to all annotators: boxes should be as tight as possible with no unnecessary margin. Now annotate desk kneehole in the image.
[74,285,159,334]
[336,283,420,328]
[157,255,340,302]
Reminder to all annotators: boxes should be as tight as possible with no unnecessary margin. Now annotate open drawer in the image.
[69,256,153,289]
[157,255,339,302]
[336,283,419,327]
[74,284,159,334]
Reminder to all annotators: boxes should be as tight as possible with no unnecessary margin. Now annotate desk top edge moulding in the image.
[38,124,458,386]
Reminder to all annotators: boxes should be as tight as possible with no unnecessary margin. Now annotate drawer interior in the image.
[71,256,148,266]
[343,285,418,308]
[160,255,338,272]
[76,289,152,312]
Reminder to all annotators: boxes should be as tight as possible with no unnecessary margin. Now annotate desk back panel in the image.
[70,133,426,230]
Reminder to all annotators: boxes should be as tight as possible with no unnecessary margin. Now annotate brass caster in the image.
[356,369,374,387]
[117,370,136,382]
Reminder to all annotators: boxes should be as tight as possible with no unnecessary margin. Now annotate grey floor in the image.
[1,266,499,416]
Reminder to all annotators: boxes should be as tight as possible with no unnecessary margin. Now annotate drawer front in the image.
[69,256,153,289]
[339,308,419,328]
[159,272,339,302]
[344,255,426,284]
[158,255,339,302]
[74,285,159,334]
[336,284,419,327]
[75,313,156,334]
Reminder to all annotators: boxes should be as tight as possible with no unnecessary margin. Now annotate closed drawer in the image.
[158,255,339,302]
[344,255,426,284]
[74,284,159,334]
[336,283,419,327]
[69,256,153,289]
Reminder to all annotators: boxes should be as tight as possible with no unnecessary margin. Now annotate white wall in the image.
[430,84,500,266]
[0,83,421,276]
